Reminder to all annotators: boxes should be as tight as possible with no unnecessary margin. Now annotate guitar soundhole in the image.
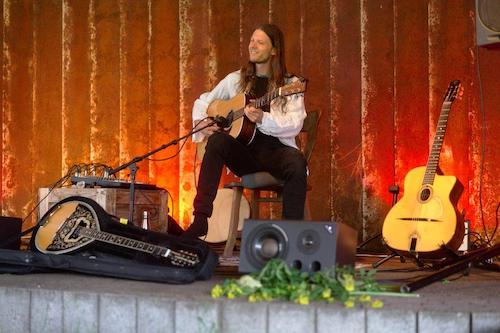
[420,188,431,202]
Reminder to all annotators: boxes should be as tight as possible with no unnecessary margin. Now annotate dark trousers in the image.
[193,132,307,220]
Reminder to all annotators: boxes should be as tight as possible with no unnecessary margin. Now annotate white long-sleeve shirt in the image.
[192,70,306,149]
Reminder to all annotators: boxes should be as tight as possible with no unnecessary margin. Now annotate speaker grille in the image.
[478,0,500,32]
[244,223,289,269]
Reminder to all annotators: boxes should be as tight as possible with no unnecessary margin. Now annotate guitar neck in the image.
[422,101,452,185]
[77,226,171,257]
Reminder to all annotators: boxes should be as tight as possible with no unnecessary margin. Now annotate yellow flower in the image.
[344,280,355,292]
[296,294,310,305]
[261,291,272,301]
[359,294,371,302]
[371,299,384,309]
[340,273,355,292]
[227,292,235,299]
[344,299,355,308]
[248,294,258,303]
[321,288,332,299]
[211,285,223,298]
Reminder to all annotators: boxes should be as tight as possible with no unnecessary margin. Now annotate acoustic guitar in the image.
[33,198,199,267]
[197,79,307,159]
[382,80,464,259]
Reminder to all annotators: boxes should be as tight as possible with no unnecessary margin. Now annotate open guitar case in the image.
[0,196,218,284]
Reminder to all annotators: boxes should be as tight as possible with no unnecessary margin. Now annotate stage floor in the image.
[0,253,499,332]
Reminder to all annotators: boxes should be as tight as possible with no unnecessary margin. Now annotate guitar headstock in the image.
[443,80,461,102]
[279,78,307,97]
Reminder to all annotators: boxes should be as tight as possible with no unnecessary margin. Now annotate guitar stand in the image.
[401,243,500,292]
[372,251,404,268]
[371,185,406,268]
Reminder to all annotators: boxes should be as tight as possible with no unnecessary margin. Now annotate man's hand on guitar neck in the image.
[244,102,263,124]
[194,119,220,137]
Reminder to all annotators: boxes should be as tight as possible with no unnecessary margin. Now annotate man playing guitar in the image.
[184,24,307,238]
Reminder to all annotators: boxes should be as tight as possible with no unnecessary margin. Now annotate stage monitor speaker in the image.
[476,0,500,47]
[0,216,22,250]
[239,220,357,273]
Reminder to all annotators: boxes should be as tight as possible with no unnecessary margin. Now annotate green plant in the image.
[211,259,385,308]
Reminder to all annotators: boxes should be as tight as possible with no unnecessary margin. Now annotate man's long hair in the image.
[239,24,288,94]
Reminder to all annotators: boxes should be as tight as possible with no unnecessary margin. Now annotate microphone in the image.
[213,111,234,128]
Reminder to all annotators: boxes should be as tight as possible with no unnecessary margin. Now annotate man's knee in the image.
[284,151,307,179]
[205,132,232,154]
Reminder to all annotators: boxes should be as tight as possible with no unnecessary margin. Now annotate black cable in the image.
[357,233,382,249]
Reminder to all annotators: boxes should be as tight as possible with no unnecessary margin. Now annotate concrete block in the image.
[317,305,365,333]
[175,300,220,333]
[418,311,470,333]
[99,294,137,333]
[0,287,30,333]
[63,291,98,333]
[222,301,267,333]
[137,297,175,333]
[268,302,315,333]
[30,289,63,333]
[472,312,500,333]
[366,309,416,333]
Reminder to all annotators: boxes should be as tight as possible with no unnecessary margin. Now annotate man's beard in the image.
[250,56,271,64]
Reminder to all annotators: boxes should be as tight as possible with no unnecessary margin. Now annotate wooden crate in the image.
[38,187,169,233]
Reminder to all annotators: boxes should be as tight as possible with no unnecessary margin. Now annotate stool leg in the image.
[251,190,260,219]
[224,187,243,257]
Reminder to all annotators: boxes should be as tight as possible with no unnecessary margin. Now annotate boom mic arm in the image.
[213,110,235,128]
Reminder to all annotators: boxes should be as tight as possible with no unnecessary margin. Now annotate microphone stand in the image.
[107,116,227,226]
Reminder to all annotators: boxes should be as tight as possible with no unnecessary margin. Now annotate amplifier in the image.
[0,216,22,250]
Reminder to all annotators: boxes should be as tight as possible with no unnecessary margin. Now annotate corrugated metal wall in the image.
[1,0,498,246]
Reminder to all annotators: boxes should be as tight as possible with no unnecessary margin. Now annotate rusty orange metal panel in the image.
[270,0,301,76]
[476,47,500,239]
[302,0,331,221]
[428,0,472,228]
[90,0,120,169]
[240,0,269,60]
[0,1,3,211]
[393,1,429,192]
[330,0,363,230]
[32,0,62,219]
[361,0,395,242]
[179,0,210,227]
[149,0,180,222]
[119,1,150,182]
[211,0,240,82]
[2,0,34,217]
[62,0,91,173]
